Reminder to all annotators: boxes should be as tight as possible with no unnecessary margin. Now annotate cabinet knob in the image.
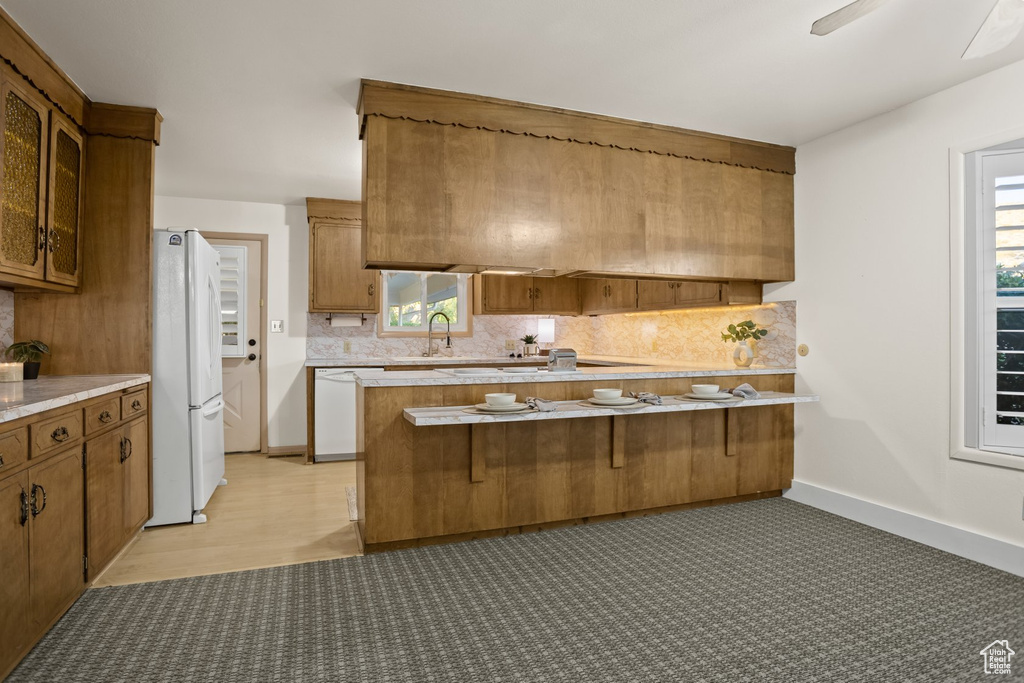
[51,426,69,443]
[131,399,142,411]
[99,410,114,423]
[0,452,4,467]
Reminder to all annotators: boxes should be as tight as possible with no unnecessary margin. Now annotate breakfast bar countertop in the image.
[0,374,151,424]
[404,391,819,426]
[356,363,796,387]
[304,354,677,368]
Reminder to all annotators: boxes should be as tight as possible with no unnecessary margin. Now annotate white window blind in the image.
[979,151,1024,453]
[213,245,247,358]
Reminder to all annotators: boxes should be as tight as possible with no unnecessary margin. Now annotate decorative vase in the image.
[22,361,40,380]
[524,343,539,356]
[732,340,754,368]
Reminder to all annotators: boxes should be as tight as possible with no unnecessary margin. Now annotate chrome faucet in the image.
[425,311,452,357]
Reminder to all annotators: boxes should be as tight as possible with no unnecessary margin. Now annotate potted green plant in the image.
[721,321,767,368]
[6,340,50,380]
[521,334,539,357]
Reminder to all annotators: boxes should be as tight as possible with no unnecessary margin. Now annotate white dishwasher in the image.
[314,367,382,462]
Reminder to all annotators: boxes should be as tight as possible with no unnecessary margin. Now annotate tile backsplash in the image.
[0,289,13,351]
[307,300,796,367]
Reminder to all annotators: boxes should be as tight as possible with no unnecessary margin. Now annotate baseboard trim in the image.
[266,445,306,458]
[785,481,1024,578]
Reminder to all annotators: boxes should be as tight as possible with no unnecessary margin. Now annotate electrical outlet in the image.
[651,339,659,353]
[505,340,517,350]
[343,340,351,354]
[271,320,284,333]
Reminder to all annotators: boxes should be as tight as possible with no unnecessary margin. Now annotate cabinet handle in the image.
[19,487,28,526]
[125,437,133,461]
[368,283,375,296]
[99,410,114,423]
[0,452,4,467]
[119,437,133,463]
[533,288,541,300]
[47,230,60,253]
[51,426,70,443]
[131,399,142,412]
[37,226,45,251]
[30,483,46,517]
[528,288,533,299]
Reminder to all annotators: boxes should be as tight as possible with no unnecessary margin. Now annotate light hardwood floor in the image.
[93,454,360,587]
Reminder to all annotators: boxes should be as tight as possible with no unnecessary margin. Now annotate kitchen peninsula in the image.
[355,364,816,553]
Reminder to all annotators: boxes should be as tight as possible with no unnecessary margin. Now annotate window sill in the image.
[951,447,1024,472]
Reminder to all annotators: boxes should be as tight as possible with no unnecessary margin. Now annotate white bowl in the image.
[691,384,720,395]
[592,388,622,400]
[484,393,516,406]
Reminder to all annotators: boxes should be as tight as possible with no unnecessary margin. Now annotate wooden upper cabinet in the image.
[474,275,580,315]
[637,280,722,311]
[44,118,83,287]
[580,278,637,315]
[0,66,85,292]
[307,198,380,314]
[359,81,795,284]
[0,74,48,281]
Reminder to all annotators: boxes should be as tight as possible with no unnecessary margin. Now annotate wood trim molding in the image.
[85,103,163,144]
[306,197,362,222]
[358,79,795,175]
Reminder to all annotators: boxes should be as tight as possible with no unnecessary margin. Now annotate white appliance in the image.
[314,368,382,462]
[149,230,227,525]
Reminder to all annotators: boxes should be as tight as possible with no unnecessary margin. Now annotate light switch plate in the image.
[344,340,352,354]
[271,320,284,333]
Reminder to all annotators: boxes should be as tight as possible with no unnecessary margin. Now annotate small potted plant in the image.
[6,340,50,380]
[521,334,539,357]
[721,321,767,368]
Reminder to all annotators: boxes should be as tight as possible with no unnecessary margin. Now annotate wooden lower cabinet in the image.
[86,416,150,576]
[0,384,151,679]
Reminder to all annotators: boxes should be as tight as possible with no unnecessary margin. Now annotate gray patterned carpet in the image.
[8,498,1024,682]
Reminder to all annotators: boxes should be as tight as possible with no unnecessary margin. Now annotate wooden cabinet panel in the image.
[674,281,721,307]
[85,428,124,577]
[121,390,146,420]
[580,278,636,315]
[31,409,82,457]
[309,221,379,313]
[0,472,30,677]
[28,448,83,629]
[0,73,49,280]
[637,281,675,310]
[478,274,533,313]
[0,426,28,473]
[123,417,149,534]
[44,117,83,287]
[531,277,579,314]
[84,397,119,435]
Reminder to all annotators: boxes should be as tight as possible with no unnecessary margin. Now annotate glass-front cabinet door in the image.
[0,75,48,280]
[45,118,83,286]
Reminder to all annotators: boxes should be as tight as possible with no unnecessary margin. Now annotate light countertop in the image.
[356,363,795,387]
[0,374,150,424]
[404,392,818,426]
[304,355,646,368]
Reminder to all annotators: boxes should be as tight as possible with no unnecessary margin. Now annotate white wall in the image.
[767,59,1024,546]
[154,196,309,448]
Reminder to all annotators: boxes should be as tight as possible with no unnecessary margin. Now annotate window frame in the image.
[965,147,1024,459]
[377,271,474,338]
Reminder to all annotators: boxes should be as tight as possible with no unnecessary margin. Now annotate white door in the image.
[190,396,226,514]
[187,232,223,406]
[210,238,263,453]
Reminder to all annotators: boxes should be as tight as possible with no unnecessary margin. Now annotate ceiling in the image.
[3,0,1023,205]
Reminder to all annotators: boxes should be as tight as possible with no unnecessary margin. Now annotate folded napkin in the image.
[629,391,663,405]
[525,397,558,412]
[728,383,760,399]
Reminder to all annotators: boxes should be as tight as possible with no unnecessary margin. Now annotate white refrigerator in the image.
[149,229,226,526]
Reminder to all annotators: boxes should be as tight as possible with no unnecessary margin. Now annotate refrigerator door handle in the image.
[202,397,225,417]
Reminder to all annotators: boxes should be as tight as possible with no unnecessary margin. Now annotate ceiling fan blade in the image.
[963,0,1024,59]
[811,0,891,36]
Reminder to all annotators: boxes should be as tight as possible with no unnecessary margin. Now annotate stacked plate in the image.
[682,392,736,401]
[473,402,533,413]
[586,396,640,407]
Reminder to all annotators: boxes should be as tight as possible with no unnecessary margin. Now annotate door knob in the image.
[248,339,256,346]
[248,353,257,361]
